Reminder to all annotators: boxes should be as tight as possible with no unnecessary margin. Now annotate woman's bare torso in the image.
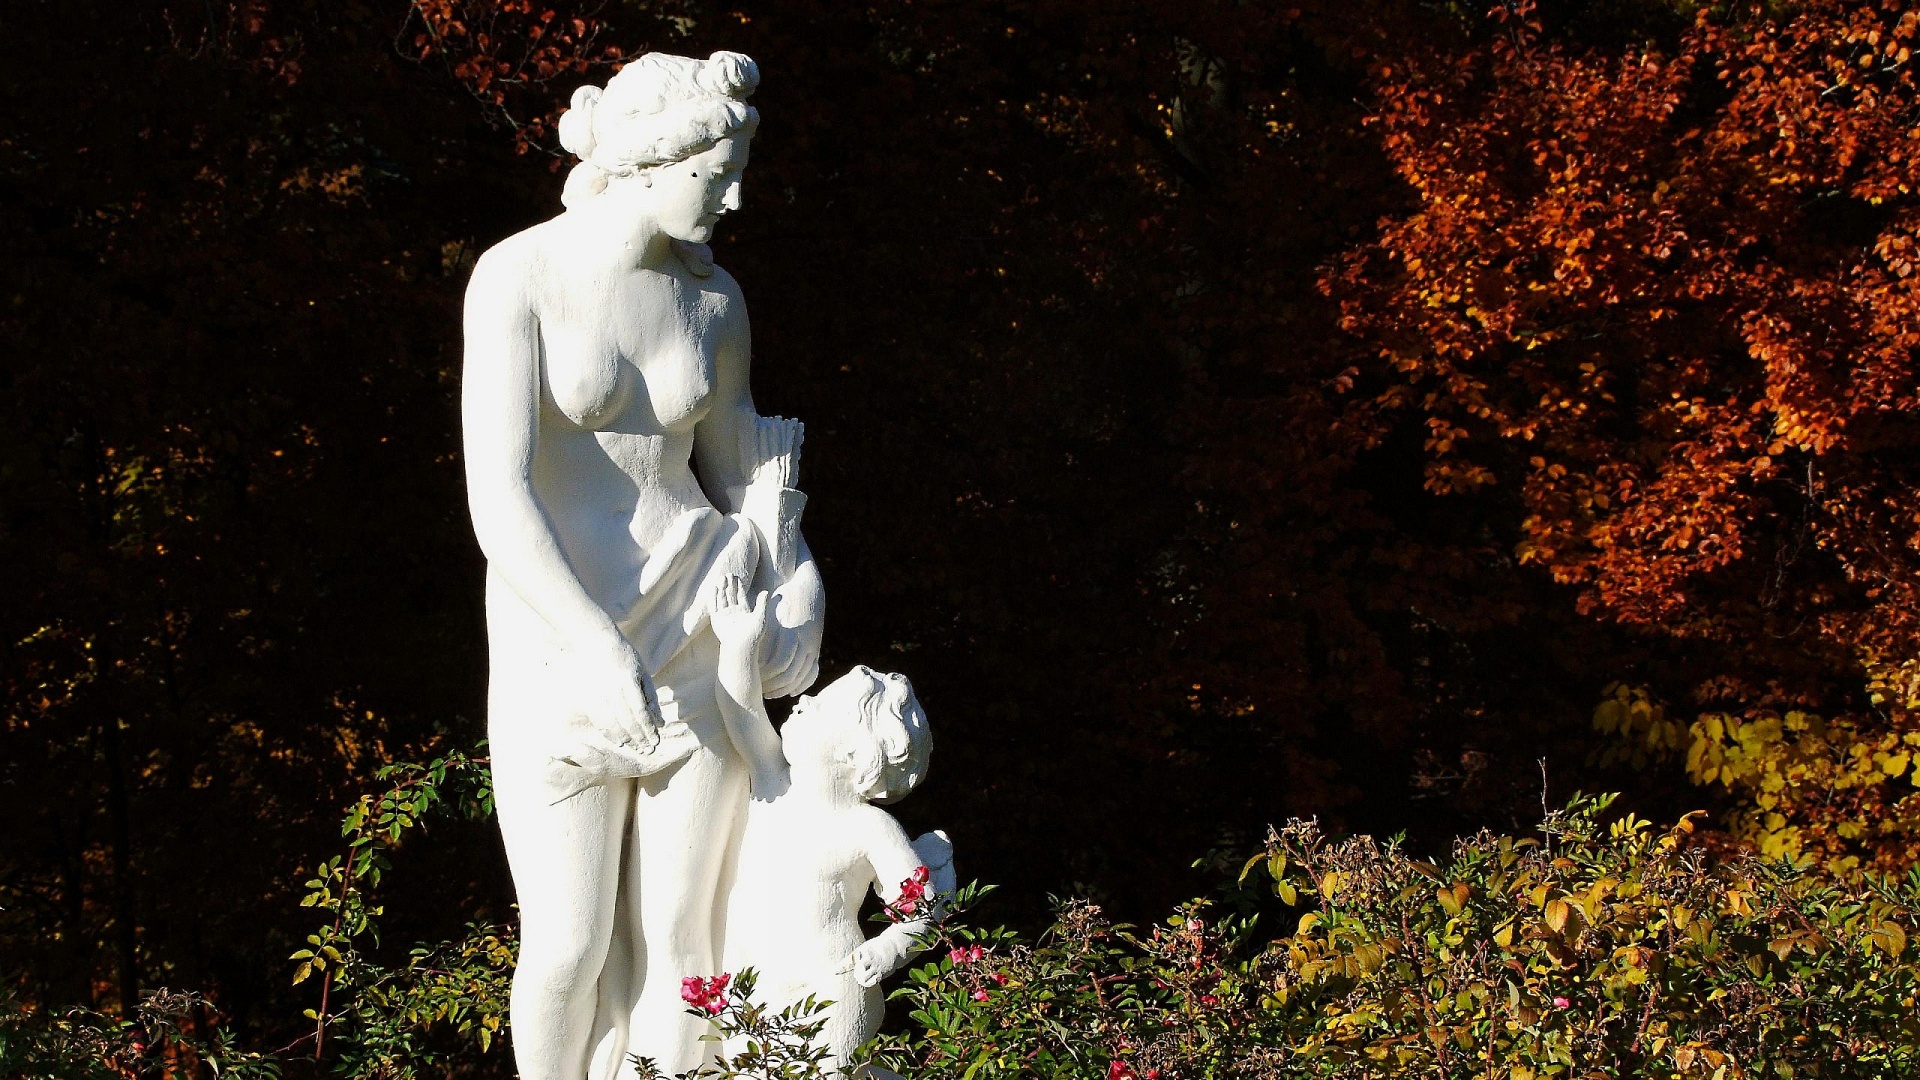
[508,220,748,613]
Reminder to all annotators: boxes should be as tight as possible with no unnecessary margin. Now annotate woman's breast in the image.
[542,326,633,430]
[542,328,717,434]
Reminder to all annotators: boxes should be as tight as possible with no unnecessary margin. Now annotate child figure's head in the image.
[782,665,930,804]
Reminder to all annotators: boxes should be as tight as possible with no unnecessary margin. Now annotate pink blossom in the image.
[972,989,990,1002]
[1108,1062,1138,1080]
[1552,995,1571,1009]
[889,866,934,920]
[680,973,732,1016]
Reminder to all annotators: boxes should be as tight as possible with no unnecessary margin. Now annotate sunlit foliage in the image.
[1329,0,1920,870]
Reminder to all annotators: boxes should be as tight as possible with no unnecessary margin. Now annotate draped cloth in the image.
[542,505,762,803]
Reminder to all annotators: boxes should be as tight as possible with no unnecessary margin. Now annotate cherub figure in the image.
[708,589,952,1076]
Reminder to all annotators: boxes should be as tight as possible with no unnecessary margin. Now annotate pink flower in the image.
[680,973,732,1016]
[1552,995,1571,1009]
[992,972,1009,986]
[972,989,990,1002]
[948,944,986,965]
[888,866,934,921]
[1108,1062,1138,1080]
[1199,994,1219,1006]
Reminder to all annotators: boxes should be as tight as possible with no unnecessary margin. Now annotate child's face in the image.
[782,665,884,777]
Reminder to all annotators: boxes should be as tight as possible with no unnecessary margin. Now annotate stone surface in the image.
[461,50,946,1080]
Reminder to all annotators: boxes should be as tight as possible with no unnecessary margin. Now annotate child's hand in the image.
[848,937,905,988]
[709,574,770,651]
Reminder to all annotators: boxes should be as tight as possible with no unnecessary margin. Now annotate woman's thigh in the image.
[628,743,747,971]
[626,635,749,975]
[492,702,632,969]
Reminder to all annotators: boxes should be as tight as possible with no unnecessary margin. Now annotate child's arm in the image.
[848,811,951,987]
[709,574,791,800]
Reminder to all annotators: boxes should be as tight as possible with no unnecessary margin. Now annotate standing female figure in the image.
[461,51,822,1080]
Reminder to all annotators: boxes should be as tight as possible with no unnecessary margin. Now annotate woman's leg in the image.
[494,716,632,1080]
[622,645,751,1074]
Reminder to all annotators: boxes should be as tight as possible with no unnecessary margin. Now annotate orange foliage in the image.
[404,0,635,152]
[1328,0,1920,868]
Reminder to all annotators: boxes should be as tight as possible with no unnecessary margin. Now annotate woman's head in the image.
[785,665,931,804]
[558,51,760,236]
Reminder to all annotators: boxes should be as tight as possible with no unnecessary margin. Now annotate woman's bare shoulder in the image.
[469,219,564,288]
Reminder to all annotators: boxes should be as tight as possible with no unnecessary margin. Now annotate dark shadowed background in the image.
[15,0,1913,1051]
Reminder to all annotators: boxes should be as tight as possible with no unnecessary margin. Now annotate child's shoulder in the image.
[847,801,912,844]
[748,794,881,834]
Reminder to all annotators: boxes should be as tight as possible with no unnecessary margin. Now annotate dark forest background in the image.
[11,0,1920,1055]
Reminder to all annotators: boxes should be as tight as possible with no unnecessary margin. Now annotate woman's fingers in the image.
[602,672,661,750]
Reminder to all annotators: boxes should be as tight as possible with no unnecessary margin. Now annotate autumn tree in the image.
[1326,0,1920,871]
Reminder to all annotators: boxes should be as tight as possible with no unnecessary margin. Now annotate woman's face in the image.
[642,136,751,244]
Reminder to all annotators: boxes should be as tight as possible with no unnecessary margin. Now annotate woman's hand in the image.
[568,633,665,751]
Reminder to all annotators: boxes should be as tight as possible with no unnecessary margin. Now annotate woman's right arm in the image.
[461,244,662,747]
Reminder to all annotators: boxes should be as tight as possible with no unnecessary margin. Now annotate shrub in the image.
[0,988,278,1080]
[14,766,1919,1079]
[871,795,1920,1079]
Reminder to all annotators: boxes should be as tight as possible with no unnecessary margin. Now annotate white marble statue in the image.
[461,49,947,1080]
[709,631,954,1077]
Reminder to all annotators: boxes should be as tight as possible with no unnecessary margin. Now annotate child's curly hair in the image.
[846,669,931,804]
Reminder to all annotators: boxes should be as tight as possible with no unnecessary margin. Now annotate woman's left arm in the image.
[692,280,824,696]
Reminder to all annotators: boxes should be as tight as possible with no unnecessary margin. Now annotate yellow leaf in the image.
[1877,922,1908,957]
[1545,899,1571,933]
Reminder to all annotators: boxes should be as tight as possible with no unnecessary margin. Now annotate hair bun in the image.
[558,84,602,158]
[698,51,760,99]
